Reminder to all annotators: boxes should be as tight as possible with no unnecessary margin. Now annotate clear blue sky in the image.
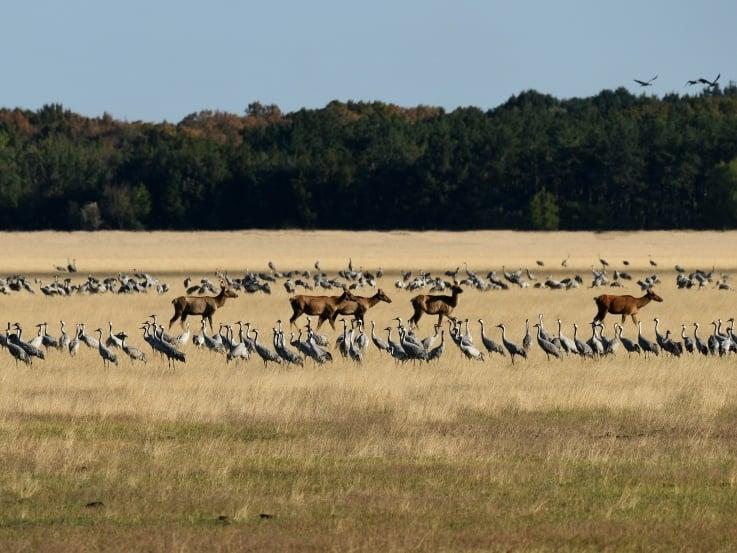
[1,0,734,122]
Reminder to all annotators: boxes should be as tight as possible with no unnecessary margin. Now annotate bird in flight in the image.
[700,73,720,87]
[688,74,720,87]
[633,75,657,87]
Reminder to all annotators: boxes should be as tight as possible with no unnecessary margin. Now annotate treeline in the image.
[2,87,737,230]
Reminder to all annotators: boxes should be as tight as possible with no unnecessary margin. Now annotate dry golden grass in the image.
[2,231,737,552]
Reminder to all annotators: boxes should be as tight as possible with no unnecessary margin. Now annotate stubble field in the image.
[1,230,737,552]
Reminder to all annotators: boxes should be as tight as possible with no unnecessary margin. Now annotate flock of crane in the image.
[1,256,732,298]
[2,311,736,370]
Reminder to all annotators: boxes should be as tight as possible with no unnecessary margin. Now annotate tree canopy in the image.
[2,86,737,230]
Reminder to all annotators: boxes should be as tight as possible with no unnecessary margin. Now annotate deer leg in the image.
[327,310,339,329]
[621,313,626,324]
[205,314,213,332]
[169,309,180,329]
[409,308,422,328]
[594,306,607,323]
[437,313,444,327]
[631,314,638,325]
[289,309,301,328]
[180,312,188,328]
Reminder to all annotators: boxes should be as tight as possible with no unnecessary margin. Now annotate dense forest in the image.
[2,86,737,230]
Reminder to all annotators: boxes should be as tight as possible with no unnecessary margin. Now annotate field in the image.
[2,230,737,552]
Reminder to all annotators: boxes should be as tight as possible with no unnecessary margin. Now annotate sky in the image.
[1,0,735,122]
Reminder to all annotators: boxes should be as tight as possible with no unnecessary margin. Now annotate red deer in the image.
[593,289,663,325]
[169,280,238,331]
[409,285,463,328]
[288,290,352,330]
[329,289,392,326]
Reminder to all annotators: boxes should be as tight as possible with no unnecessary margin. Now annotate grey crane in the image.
[39,322,59,349]
[226,323,251,363]
[680,324,694,354]
[370,321,389,352]
[305,318,329,347]
[273,328,303,366]
[94,328,119,367]
[347,328,363,363]
[556,319,577,355]
[616,324,641,356]
[522,319,532,353]
[457,336,484,361]
[290,330,313,359]
[336,319,351,358]
[69,324,81,356]
[29,325,44,349]
[10,323,45,360]
[653,318,667,349]
[637,321,660,357]
[385,327,405,359]
[633,75,657,87]
[573,324,594,357]
[251,329,282,368]
[602,324,621,355]
[119,332,147,363]
[496,324,527,364]
[426,330,445,361]
[354,321,368,353]
[4,323,30,365]
[105,321,124,349]
[693,323,709,356]
[715,319,732,355]
[661,330,683,357]
[421,324,441,351]
[193,320,206,349]
[586,322,604,356]
[478,319,505,356]
[399,327,428,361]
[153,325,186,368]
[176,321,191,347]
[202,323,227,354]
[58,320,71,351]
[305,327,332,363]
[707,322,719,355]
[78,323,99,349]
[534,323,561,360]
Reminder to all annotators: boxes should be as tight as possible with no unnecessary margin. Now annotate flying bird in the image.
[688,74,720,88]
[633,75,657,87]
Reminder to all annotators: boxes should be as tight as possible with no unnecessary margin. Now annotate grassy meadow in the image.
[1,230,737,551]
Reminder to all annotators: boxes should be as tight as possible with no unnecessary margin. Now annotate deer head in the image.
[646,289,663,302]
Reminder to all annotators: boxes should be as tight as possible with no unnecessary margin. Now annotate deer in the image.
[329,289,392,326]
[169,279,238,331]
[593,289,663,325]
[408,285,463,328]
[288,289,353,330]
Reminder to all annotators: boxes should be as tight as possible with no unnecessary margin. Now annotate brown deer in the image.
[593,289,663,325]
[169,280,238,331]
[288,290,352,330]
[329,289,392,326]
[409,285,463,328]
